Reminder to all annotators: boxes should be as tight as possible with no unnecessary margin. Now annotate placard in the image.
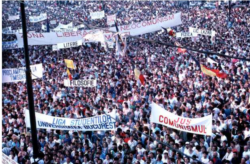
[64,79,97,87]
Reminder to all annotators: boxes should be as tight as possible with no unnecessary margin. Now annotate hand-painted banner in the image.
[84,30,106,43]
[57,40,82,49]
[8,15,19,21]
[29,13,47,23]
[90,10,105,20]
[2,153,18,164]
[189,27,216,37]
[2,40,19,50]
[64,79,97,87]
[16,12,182,47]
[2,64,43,83]
[150,103,212,135]
[176,32,198,38]
[25,110,116,131]
[107,14,116,26]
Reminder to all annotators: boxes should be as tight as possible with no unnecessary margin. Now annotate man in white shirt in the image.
[128,136,137,151]
[201,152,209,164]
[136,143,146,156]
[222,147,234,162]
[242,146,250,158]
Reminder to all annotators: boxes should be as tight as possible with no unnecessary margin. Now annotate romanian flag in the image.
[64,59,75,69]
[200,64,227,78]
[66,69,73,80]
[134,68,145,85]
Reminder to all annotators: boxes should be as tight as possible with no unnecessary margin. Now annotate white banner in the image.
[57,40,82,49]
[2,40,19,50]
[29,13,47,23]
[57,22,73,29]
[2,153,18,164]
[189,27,216,37]
[2,64,43,83]
[25,110,116,131]
[84,30,106,43]
[16,12,182,47]
[176,32,198,38]
[107,14,116,26]
[64,79,97,87]
[52,45,58,51]
[90,10,105,20]
[50,20,56,24]
[150,103,212,135]
[8,15,19,21]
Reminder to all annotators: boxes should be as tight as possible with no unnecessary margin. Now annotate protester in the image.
[2,1,250,164]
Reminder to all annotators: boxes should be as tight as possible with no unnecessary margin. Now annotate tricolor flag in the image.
[66,69,73,81]
[134,68,145,85]
[162,27,175,36]
[200,64,227,79]
[64,59,75,69]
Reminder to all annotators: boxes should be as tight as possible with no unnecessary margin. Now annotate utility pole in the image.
[20,0,39,158]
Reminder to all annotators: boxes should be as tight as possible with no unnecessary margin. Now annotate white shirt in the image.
[222,152,233,161]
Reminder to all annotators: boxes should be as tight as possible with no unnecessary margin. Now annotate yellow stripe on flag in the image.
[134,68,140,80]
[64,59,75,69]
[200,64,216,77]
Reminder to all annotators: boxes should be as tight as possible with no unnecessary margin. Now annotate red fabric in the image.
[117,100,124,104]
[203,65,227,79]
[177,48,187,53]
[170,56,175,61]
[168,30,175,36]
[139,74,145,85]
[124,138,130,143]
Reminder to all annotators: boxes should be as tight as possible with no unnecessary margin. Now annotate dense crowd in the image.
[2,1,250,164]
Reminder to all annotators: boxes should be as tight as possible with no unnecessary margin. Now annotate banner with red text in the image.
[2,153,18,164]
[16,12,182,47]
[150,103,212,135]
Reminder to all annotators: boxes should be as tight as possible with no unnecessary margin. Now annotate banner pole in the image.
[20,0,39,158]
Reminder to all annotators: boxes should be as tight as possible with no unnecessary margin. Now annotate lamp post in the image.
[20,0,39,158]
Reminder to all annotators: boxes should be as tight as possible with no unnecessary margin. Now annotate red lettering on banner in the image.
[164,117,168,124]
[168,14,175,20]
[142,21,147,27]
[64,32,70,37]
[56,32,63,37]
[169,119,174,126]
[131,24,136,29]
[191,126,198,132]
[76,31,82,37]
[159,115,163,122]
[125,25,130,31]
[39,33,44,38]
[186,119,191,126]
[71,32,76,36]
[32,33,39,38]
[120,25,126,31]
[27,33,32,38]
[158,17,163,23]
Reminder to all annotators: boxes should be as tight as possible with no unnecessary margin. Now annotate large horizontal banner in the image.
[25,110,116,131]
[90,10,105,20]
[189,27,216,37]
[176,32,198,38]
[64,79,97,87]
[29,13,47,23]
[2,153,18,164]
[2,64,43,83]
[57,40,82,49]
[2,40,19,50]
[16,12,182,47]
[150,103,212,135]
[8,15,19,21]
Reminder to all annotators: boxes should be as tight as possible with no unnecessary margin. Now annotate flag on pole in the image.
[66,69,73,80]
[200,64,227,78]
[64,59,75,69]
[134,68,145,85]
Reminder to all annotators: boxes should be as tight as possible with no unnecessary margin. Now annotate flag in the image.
[64,59,75,69]
[134,68,145,85]
[207,58,218,65]
[200,64,227,78]
[161,27,175,36]
[66,69,73,80]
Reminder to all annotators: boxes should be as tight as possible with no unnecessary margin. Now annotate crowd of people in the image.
[2,1,250,164]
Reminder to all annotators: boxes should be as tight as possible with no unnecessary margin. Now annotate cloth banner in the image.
[52,45,58,51]
[107,14,116,25]
[25,110,116,131]
[90,10,105,20]
[2,64,43,83]
[29,13,47,23]
[150,103,212,135]
[84,30,106,43]
[64,79,97,87]
[189,27,216,37]
[50,20,56,24]
[3,40,19,50]
[176,32,198,38]
[57,40,82,50]
[16,12,182,47]
[2,153,18,164]
[8,15,19,21]
[57,22,73,29]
